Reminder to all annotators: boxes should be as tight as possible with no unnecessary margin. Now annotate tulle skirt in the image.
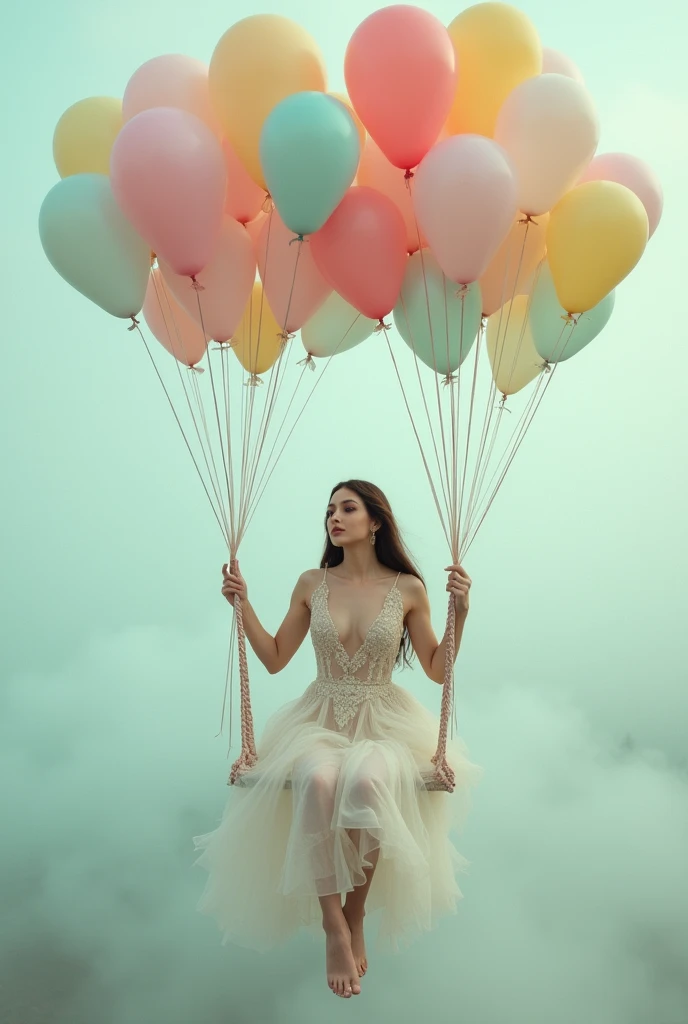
[193,678,482,952]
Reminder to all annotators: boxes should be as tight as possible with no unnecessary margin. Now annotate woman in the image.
[194,480,481,998]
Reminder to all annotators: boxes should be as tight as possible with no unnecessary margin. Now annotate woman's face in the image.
[326,487,376,548]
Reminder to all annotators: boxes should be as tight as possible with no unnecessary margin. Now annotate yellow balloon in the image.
[547,181,649,314]
[209,15,327,189]
[447,3,541,138]
[329,92,366,153]
[53,97,123,178]
[232,282,284,377]
[486,295,543,395]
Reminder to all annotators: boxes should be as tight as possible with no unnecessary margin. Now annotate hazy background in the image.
[2,0,687,1021]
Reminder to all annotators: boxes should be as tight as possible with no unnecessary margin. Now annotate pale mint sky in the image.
[1,1,687,1022]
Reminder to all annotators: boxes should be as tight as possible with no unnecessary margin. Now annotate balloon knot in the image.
[189,364,205,374]
[541,361,552,374]
[454,284,469,299]
[289,233,305,246]
[481,315,488,328]
[212,340,237,351]
[374,319,391,333]
[518,214,536,224]
[561,312,578,325]
[191,276,205,292]
[127,316,140,332]
[297,354,316,371]
[497,395,511,412]
[262,193,274,214]
[442,373,458,387]
[278,330,295,343]
[244,373,264,388]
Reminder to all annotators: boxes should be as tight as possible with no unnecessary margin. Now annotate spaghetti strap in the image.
[393,571,401,588]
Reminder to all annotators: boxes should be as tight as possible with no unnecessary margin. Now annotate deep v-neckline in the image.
[321,577,399,665]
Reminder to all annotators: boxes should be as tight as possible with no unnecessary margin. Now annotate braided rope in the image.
[430,594,457,792]
[228,558,258,785]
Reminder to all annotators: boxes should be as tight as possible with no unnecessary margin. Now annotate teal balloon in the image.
[530,261,615,363]
[259,92,360,237]
[39,173,150,318]
[393,252,482,375]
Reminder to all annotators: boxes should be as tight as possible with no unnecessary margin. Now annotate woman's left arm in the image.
[404,565,471,685]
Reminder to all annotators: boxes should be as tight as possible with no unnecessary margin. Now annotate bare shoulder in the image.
[396,572,427,606]
[295,568,325,605]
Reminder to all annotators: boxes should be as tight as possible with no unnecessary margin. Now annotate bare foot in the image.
[325,923,361,998]
[343,908,367,977]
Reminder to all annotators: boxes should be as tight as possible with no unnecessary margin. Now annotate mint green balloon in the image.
[393,252,482,375]
[260,92,360,237]
[301,291,376,358]
[39,173,150,318]
[530,261,615,363]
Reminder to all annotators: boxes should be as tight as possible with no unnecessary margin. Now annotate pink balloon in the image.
[344,5,457,171]
[413,136,518,284]
[541,48,584,83]
[122,54,220,133]
[579,152,663,237]
[110,108,226,278]
[311,186,408,320]
[256,213,331,333]
[160,216,255,342]
[223,139,267,225]
[143,267,208,367]
[357,138,426,254]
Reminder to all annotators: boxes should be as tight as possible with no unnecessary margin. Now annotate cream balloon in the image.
[541,47,584,82]
[486,294,543,395]
[495,74,599,216]
[301,291,376,359]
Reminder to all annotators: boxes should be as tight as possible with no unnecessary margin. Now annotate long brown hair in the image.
[320,480,425,668]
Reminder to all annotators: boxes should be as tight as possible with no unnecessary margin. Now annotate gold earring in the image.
[370,528,377,546]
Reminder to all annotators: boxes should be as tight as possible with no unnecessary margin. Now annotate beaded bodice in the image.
[310,571,404,683]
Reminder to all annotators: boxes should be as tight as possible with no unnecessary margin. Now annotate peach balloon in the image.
[345,5,456,171]
[223,139,267,225]
[143,267,207,367]
[311,186,408,320]
[541,47,584,83]
[358,138,426,254]
[579,152,663,237]
[479,213,549,316]
[256,213,331,333]
[122,55,220,133]
[245,211,268,249]
[160,216,256,343]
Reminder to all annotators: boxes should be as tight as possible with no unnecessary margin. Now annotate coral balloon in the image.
[447,3,542,138]
[209,15,327,189]
[413,135,517,284]
[529,261,615,363]
[257,213,331,332]
[486,294,543,395]
[232,282,284,377]
[160,216,255,342]
[542,47,583,82]
[394,252,481,375]
[144,266,208,367]
[547,181,648,313]
[301,291,376,359]
[122,55,219,133]
[245,211,268,249]
[579,153,663,238]
[53,97,122,178]
[223,141,267,225]
[110,108,226,278]
[260,92,360,236]
[345,5,457,171]
[311,187,408,321]
[495,74,599,216]
[358,138,425,254]
[479,214,549,316]
[39,173,150,318]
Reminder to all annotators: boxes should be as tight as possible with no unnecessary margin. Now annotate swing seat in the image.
[233,768,452,792]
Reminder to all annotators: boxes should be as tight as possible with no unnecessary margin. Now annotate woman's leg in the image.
[292,750,361,998]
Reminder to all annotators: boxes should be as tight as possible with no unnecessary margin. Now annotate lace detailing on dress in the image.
[307,573,406,729]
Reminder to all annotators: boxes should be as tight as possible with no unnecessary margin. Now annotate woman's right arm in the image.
[221,564,316,675]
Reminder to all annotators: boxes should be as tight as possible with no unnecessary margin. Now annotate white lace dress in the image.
[193,569,481,952]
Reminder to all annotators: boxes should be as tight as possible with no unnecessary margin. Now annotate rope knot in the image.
[442,373,458,387]
[244,373,264,387]
[297,354,317,371]
[127,316,140,332]
[191,276,205,292]
[373,319,391,333]
[289,233,305,246]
